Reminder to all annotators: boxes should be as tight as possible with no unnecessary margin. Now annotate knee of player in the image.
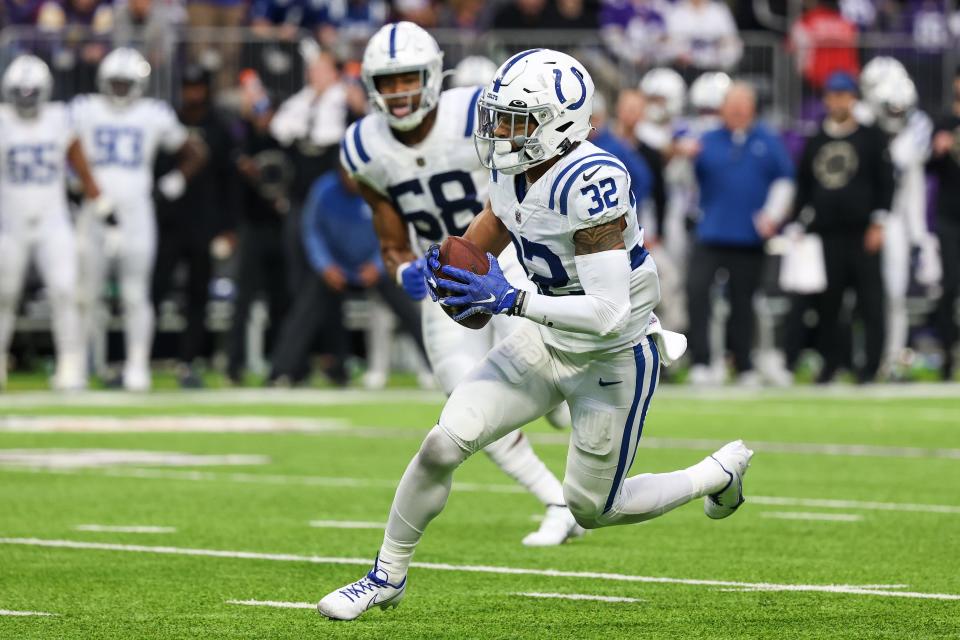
[562,483,605,530]
[417,426,469,471]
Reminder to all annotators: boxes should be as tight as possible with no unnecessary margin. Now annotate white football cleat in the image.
[123,364,151,392]
[317,561,406,621]
[522,505,584,547]
[704,440,754,520]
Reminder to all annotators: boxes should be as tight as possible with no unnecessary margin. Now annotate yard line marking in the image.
[760,512,863,522]
[0,449,269,470]
[308,520,384,530]
[227,599,315,610]
[4,466,960,515]
[513,592,642,603]
[0,609,56,617]
[749,496,960,515]
[2,538,958,602]
[0,416,348,434]
[73,525,177,534]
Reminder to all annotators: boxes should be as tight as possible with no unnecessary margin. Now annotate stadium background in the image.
[0,0,958,387]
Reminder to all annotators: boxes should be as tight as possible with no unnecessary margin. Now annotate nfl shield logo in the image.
[515,209,521,224]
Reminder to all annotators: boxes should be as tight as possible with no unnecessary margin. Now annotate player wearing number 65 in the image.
[338,22,582,549]
[318,46,754,621]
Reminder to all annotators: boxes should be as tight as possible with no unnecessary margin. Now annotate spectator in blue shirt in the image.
[686,82,795,385]
[588,92,653,212]
[268,168,425,385]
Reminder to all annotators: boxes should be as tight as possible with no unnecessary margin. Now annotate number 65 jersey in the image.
[70,94,187,211]
[339,86,489,257]
[489,141,658,354]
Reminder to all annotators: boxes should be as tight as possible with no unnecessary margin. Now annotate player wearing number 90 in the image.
[318,48,754,621]
[340,22,580,548]
[70,48,205,391]
[0,55,105,391]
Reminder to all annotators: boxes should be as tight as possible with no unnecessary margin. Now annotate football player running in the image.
[0,55,105,391]
[318,49,753,621]
[338,23,578,547]
[71,48,205,391]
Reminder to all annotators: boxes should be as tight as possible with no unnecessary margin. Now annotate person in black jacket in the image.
[928,68,960,380]
[152,64,237,388]
[792,72,895,384]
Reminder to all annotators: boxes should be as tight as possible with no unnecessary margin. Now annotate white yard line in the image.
[513,592,642,603]
[760,512,863,522]
[4,465,960,515]
[308,520,384,530]
[1,537,958,601]
[227,599,315,610]
[73,525,177,534]
[0,609,56,616]
[0,416,348,434]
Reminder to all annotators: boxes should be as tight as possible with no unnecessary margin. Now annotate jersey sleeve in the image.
[155,100,189,153]
[339,116,387,195]
[554,156,633,233]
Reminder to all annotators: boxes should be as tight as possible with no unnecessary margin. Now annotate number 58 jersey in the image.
[489,141,659,354]
[339,87,487,257]
[70,94,188,209]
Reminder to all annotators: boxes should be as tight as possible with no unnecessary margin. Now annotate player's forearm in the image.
[66,140,101,199]
[463,204,510,256]
[517,250,632,336]
[382,246,418,280]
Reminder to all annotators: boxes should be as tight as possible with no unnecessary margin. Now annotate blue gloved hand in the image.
[439,252,518,321]
[424,244,442,302]
[398,258,429,301]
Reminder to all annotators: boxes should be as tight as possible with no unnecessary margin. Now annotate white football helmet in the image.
[640,67,686,124]
[452,55,498,89]
[872,74,917,134]
[860,56,908,104]
[475,48,595,175]
[361,21,444,131]
[2,54,53,118]
[98,47,151,107]
[689,71,731,114]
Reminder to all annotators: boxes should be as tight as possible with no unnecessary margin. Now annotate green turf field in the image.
[1,386,959,639]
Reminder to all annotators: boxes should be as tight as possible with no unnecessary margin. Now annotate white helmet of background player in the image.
[452,55,498,88]
[361,21,444,131]
[97,47,151,107]
[860,56,908,105]
[2,54,53,118]
[871,74,917,134]
[640,67,686,124]
[474,48,595,175]
[689,71,731,115]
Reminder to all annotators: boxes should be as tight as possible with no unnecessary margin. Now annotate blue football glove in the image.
[424,244,442,302]
[397,258,429,301]
[439,252,519,321]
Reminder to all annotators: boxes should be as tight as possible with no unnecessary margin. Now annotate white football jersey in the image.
[889,110,933,244]
[339,86,487,256]
[70,94,187,208]
[489,141,652,353]
[0,103,75,223]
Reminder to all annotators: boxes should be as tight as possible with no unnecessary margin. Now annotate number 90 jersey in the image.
[339,87,487,256]
[70,94,188,209]
[489,141,656,353]
[0,103,75,227]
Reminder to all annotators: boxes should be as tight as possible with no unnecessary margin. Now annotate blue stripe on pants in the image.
[602,337,659,514]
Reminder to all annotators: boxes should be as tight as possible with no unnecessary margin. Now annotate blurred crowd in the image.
[0,9,959,391]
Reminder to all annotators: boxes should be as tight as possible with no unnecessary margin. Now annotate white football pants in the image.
[882,214,911,367]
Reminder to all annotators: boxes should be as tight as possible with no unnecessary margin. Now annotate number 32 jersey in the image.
[488,141,656,353]
[0,103,75,226]
[70,94,188,209]
[339,87,487,257]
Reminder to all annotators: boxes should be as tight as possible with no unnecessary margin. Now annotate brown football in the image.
[433,236,492,330]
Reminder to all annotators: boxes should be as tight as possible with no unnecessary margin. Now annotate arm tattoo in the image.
[573,217,627,256]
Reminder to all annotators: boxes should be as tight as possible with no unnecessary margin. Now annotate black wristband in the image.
[508,290,526,316]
